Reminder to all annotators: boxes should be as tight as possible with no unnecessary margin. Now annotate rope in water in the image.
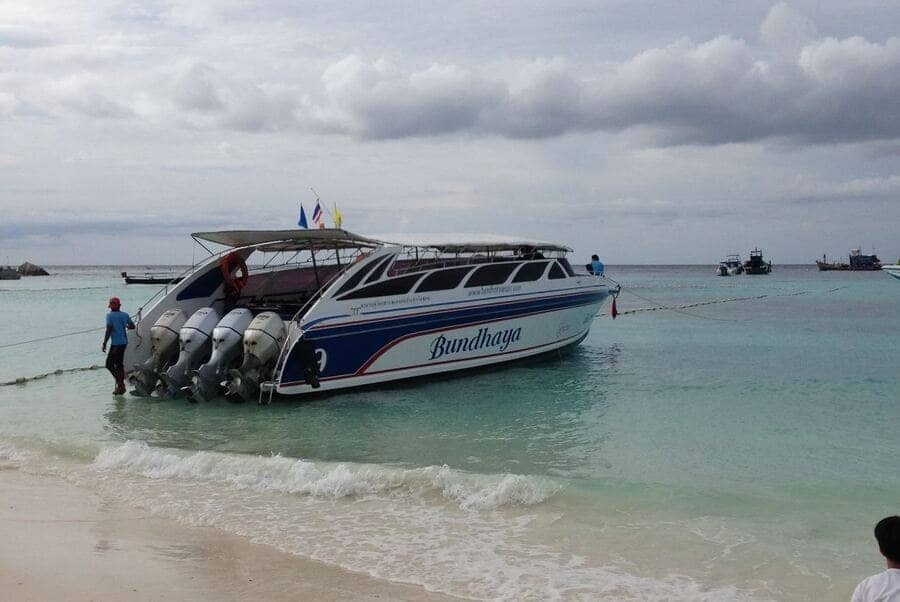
[599,284,848,321]
[0,364,105,387]
[0,327,106,350]
[0,305,146,350]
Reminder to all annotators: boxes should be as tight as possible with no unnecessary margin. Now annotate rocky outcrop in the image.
[17,262,49,276]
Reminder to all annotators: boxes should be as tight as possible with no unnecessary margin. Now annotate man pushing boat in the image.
[102,296,135,395]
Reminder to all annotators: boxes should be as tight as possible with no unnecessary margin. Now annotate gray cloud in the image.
[317,57,505,139]
[309,29,900,146]
[170,63,224,113]
[3,5,898,147]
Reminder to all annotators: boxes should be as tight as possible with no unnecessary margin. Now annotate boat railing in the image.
[261,322,300,405]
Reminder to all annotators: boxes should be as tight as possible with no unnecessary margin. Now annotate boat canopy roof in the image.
[191,228,384,251]
[414,241,571,254]
[376,233,571,254]
[191,229,571,254]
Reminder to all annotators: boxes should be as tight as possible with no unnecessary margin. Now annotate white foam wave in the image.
[0,439,764,600]
[92,441,560,511]
[0,441,28,465]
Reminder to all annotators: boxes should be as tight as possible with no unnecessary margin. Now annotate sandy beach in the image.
[0,467,458,602]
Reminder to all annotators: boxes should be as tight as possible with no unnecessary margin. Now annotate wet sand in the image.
[0,468,459,601]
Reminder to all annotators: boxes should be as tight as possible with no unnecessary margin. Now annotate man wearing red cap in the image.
[102,297,135,395]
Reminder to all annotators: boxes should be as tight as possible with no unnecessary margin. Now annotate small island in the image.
[17,262,50,276]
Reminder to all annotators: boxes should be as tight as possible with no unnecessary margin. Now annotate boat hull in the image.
[816,261,881,271]
[124,276,185,285]
[277,290,606,396]
[883,265,900,280]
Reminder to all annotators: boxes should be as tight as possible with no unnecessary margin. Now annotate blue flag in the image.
[298,205,308,228]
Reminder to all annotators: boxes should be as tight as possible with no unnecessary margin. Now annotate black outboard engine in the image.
[129,309,187,397]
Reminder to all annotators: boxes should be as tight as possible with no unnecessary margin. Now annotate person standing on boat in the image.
[590,254,605,277]
[102,296,135,395]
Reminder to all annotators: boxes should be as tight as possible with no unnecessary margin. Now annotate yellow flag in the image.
[333,204,343,228]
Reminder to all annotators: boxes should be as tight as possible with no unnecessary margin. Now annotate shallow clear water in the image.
[1,265,897,600]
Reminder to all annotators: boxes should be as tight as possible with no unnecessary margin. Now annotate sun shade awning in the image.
[371,233,571,253]
[191,229,385,251]
[420,241,572,253]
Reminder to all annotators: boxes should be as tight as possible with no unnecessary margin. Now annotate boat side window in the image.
[364,254,394,284]
[557,258,576,277]
[511,260,549,283]
[338,274,424,300]
[415,267,474,293]
[176,264,223,300]
[548,262,567,280]
[333,255,387,296]
[464,262,520,287]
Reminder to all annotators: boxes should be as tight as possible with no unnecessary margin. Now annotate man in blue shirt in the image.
[590,254,605,277]
[102,296,135,395]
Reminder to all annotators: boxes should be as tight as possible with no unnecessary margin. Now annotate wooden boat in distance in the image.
[0,266,21,280]
[121,271,184,285]
[816,249,881,271]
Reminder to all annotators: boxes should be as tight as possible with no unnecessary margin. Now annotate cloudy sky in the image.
[1,1,899,264]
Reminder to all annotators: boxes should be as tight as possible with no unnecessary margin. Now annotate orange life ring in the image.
[220,252,249,292]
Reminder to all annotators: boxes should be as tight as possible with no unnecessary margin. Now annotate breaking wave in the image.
[92,440,559,511]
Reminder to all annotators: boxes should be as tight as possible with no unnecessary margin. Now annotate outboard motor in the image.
[189,308,254,402]
[225,311,286,402]
[159,307,220,397]
[130,309,187,396]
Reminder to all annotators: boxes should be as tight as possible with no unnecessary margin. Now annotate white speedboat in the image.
[716,254,743,276]
[124,229,612,401]
[883,264,900,280]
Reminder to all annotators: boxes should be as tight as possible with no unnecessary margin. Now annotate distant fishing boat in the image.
[743,248,772,275]
[121,271,184,285]
[816,249,882,271]
[0,266,21,280]
[716,254,743,276]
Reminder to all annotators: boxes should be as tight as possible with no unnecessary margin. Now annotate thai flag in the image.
[312,200,324,227]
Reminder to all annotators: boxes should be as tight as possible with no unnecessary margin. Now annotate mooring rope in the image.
[600,285,848,320]
[0,327,106,350]
[0,364,105,387]
[0,306,147,350]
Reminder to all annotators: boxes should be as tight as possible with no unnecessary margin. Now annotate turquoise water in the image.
[1,266,897,600]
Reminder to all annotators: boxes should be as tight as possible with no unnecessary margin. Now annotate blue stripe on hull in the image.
[279,328,591,394]
[282,290,606,383]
